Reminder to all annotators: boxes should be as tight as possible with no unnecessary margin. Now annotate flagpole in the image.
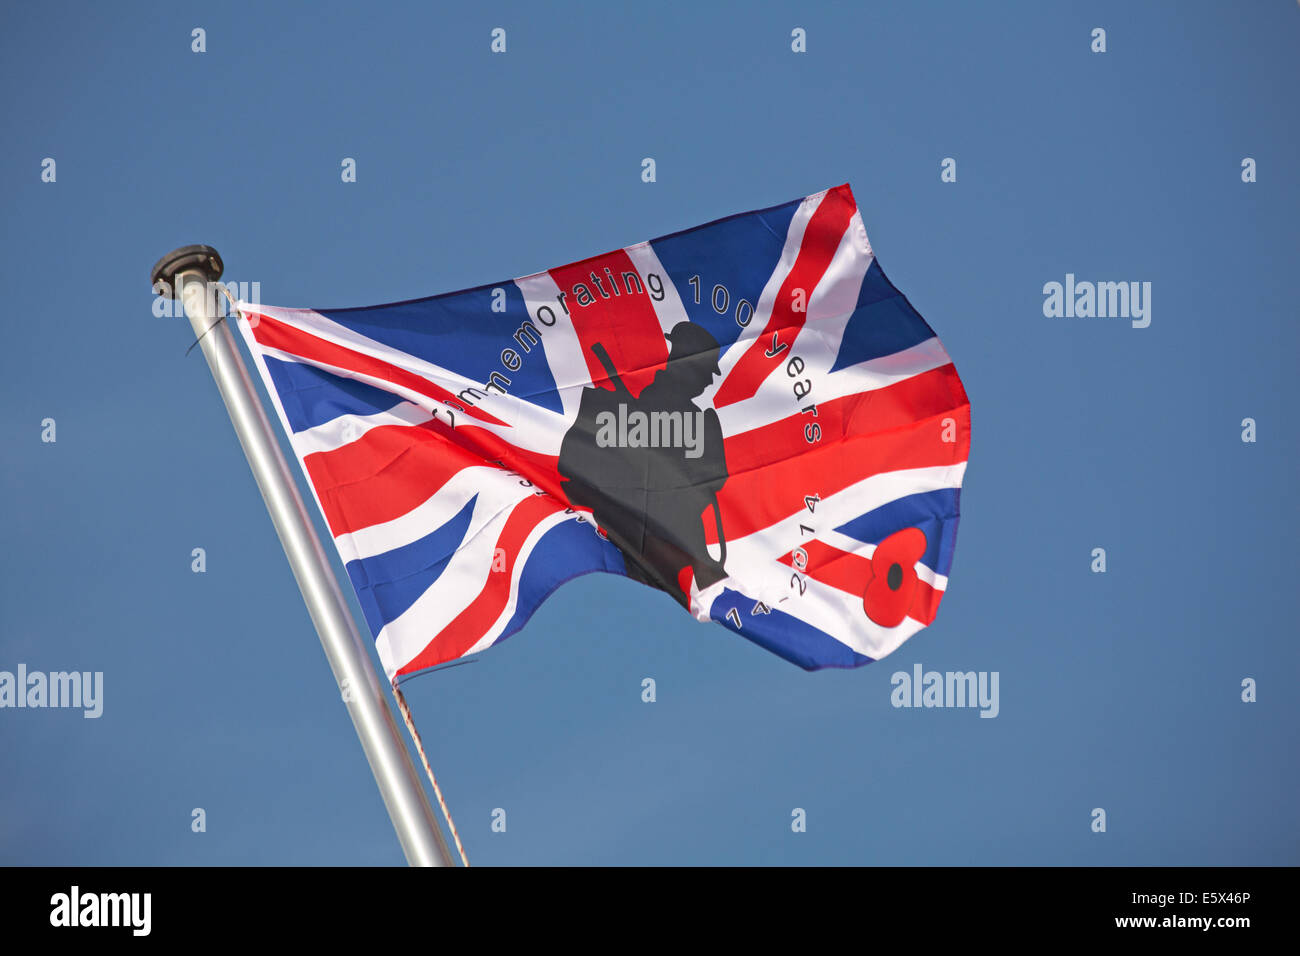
[152,245,454,867]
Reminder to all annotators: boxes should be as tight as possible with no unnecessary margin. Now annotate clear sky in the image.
[2,0,1297,865]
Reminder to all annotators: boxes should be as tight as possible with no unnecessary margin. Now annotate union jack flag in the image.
[235,184,971,679]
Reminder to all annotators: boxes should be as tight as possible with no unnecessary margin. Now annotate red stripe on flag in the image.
[397,494,563,674]
[305,422,475,537]
[708,403,970,545]
[712,186,856,408]
[909,578,942,626]
[723,364,967,477]
[549,251,670,398]
[781,539,872,593]
[248,312,507,428]
[304,417,562,536]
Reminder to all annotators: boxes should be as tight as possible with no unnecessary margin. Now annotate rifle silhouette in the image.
[590,341,629,397]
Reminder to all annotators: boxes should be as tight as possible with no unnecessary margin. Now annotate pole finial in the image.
[151,244,224,297]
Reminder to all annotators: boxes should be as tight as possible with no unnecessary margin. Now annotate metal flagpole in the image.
[152,245,454,867]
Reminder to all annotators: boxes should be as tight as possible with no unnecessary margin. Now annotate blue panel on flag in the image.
[345,495,478,638]
[834,488,961,577]
[318,284,565,415]
[263,355,406,433]
[493,518,628,647]
[710,589,873,671]
[649,197,801,359]
[831,260,937,372]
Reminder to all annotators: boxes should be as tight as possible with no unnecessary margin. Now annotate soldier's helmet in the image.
[664,322,721,376]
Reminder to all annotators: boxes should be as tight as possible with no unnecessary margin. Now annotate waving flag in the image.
[235,184,970,678]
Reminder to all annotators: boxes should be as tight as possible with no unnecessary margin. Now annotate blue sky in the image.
[2,0,1297,865]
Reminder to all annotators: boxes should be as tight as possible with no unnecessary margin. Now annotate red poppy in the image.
[863,527,928,627]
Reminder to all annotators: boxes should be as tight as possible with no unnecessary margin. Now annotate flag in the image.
[235,184,971,678]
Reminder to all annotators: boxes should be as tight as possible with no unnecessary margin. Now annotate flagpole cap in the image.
[151,244,224,297]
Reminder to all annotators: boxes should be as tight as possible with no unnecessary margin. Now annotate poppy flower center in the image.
[887,563,903,590]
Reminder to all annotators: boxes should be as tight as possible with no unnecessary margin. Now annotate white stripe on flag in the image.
[341,464,535,562]
[715,190,823,378]
[513,272,591,422]
[715,335,953,438]
[290,400,434,458]
[723,210,873,416]
[464,508,579,658]
[623,240,690,338]
[374,492,531,677]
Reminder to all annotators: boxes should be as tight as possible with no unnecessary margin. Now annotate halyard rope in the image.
[392,680,471,867]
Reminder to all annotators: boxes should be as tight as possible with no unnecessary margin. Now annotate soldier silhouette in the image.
[558,322,730,606]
